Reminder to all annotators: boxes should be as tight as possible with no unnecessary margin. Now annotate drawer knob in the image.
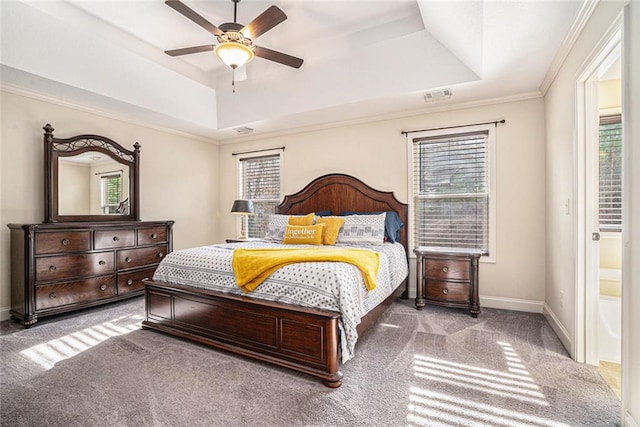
[127,279,133,286]
[442,288,449,295]
[98,260,106,266]
[99,284,107,291]
[442,266,449,273]
[49,292,57,299]
[151,233,158,239]
[61,238,70,246]
[49,265,57,271]
[125,257,131,263]
[157,252,164,258]
[113,236,120,242]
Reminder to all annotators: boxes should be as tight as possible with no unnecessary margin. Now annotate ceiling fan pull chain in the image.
[232,68,236,93]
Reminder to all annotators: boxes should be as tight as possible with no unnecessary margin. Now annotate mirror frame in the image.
[43,123,141,222]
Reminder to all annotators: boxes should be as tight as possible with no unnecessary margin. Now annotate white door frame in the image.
[574,19,622,365]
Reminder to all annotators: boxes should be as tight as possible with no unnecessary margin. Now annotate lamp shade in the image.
[231,199,254,215]
[215,42,255,69]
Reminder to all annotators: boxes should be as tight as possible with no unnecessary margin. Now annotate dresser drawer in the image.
[35,231,91,254]
[117,245,167,270]
[95,229,135,249]
[138,227,167,246]
[425,280,470,303]
[36,252,115,282]
[424,259,469,280]
[117,267,156,294]
[35,276,116,310]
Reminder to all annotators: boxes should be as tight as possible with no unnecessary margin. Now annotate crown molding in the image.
[220,91,544,145]
[539,0,601,95]
[0,83,219,145]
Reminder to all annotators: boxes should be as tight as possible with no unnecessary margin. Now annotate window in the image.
[599,114,622,231]
[410,127,495,255]
[239,153,281,238]
[101,173,122,214]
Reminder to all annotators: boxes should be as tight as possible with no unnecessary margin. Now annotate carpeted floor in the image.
[0,297,621,427]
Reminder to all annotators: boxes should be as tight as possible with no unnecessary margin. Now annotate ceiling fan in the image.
[164,0,304,71]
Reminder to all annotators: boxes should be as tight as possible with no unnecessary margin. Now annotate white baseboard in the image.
[542,303,573,355]
[480,295,544,313]
[0,306,11,322]
[626,412,639,427]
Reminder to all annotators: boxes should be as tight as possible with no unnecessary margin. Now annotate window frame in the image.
[407,124,496,262]
[598,114,622,232]
[236,150,283,239]
[100,172,123,215]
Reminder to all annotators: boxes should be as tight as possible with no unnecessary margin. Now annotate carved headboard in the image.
[276,173,408,253]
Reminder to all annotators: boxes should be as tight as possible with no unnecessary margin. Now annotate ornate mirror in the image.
[43,124,140,222]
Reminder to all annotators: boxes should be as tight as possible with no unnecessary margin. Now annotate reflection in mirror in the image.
[58,152,130,216]
[44,123,140,222]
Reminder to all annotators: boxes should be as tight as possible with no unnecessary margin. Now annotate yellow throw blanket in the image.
[232,248,380,293]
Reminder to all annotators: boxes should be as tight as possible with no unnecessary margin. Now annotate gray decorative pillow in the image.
[336,212,386,245]
[263,214,289,242]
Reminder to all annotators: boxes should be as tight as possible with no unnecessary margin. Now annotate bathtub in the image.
[598,294,621,364]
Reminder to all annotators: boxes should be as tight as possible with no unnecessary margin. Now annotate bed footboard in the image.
[142,280,344,387]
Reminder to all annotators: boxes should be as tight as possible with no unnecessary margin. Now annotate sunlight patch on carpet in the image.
[20,314,142,370]
[407,341,570,426]
[407,388,570,427]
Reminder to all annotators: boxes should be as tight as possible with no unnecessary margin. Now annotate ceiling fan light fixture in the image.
[215,41,255,69]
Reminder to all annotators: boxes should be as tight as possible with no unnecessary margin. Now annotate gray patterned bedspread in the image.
[152,241,408,362]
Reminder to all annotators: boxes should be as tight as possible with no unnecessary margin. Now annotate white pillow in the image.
[336,212,386,245]
[263,214,289,242]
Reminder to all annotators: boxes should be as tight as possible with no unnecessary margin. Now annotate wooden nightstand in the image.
[413,246,485,318]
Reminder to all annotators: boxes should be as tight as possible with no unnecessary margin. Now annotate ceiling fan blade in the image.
[254,46,304,69]
[240,5,287,40]
[165,45,215,57]
[165,0,223,37]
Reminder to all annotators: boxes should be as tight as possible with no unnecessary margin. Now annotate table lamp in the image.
[231,199,254,239]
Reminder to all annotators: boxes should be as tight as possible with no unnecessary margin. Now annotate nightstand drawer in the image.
[425,280,470,303]
[424,259,469,280]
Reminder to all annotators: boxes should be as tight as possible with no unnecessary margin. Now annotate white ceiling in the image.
[0,0,585,142]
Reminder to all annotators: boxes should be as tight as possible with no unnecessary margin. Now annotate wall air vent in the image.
[423,89,452,102]
[233,126,254,135]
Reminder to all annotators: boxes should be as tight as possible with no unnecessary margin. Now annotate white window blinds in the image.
[101,173,122,214]
[599,115,622,231]
[412,131,489,251]
[239,154,281,238]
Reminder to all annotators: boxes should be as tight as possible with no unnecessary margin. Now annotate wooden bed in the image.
[141,173,408,387]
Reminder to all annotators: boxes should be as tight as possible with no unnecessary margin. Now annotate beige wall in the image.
[219,98,547,309]
[544,0,640,422]
[599,78,622,111]
[58,160,91,215]
[0,90,219,318]
[544,0,627,352]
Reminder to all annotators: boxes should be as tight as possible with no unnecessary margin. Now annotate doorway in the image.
[575,24,622,398]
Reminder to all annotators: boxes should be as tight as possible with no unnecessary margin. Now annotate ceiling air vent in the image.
[233,126,254,135]
[423,89,452,102]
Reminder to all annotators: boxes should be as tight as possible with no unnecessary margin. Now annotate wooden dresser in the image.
[413,246,485,317]
[8,220,174,327]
